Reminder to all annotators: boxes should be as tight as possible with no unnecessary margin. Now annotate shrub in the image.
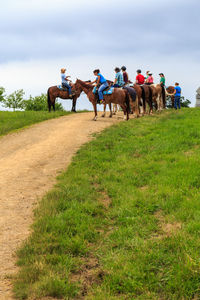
[23,94,64,111]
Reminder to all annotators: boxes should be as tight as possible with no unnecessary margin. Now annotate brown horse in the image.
[47,83,82,112]
[132,84,153,115]
[150,84,166,111]
[74,79,131,121]
[166,86,175,107]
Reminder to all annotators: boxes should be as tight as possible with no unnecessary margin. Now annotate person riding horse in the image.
[159,73,166,87]
[136,69,145,85]
[90,69,108,104]
[145,72,154,85]
[112,67,124,87]
[121,66,129,86]
[61,68,72,98]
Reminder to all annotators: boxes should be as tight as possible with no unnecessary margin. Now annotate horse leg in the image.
[120,104,127,120]
[109,103,112,118]
[52,102,55,112]
[47,92,52,112]
[71,97,77,112]
[140,99,145,116]
[101,103,106,117]
[48,102,51,112]
[92,102,98,121]
[135,96,140,118]
[112,104,116,115]
[49,95,56,112]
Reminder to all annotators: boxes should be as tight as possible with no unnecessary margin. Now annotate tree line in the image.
[0,87,64,111]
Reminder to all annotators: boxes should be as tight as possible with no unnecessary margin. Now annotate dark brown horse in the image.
[74,79,131,121]
[101,83,140,118]
[131,84,153,115]
[47,83,82,112]
[166,86,175,107]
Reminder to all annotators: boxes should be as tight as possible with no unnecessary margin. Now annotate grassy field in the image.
[0,111,72,136]
[14,108,200,299]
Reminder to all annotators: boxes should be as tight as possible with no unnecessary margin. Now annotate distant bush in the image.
[0,87,5,102]
[23,94,64,111]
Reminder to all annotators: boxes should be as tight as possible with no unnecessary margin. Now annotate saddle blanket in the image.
[93,86,114,95]
[103,87,114,95]
[57,85,68,91]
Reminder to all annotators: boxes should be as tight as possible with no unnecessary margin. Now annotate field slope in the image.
[0,111,71,136]
[14,108,200,300]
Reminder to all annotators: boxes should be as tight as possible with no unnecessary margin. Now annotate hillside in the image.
[14,108,200,300]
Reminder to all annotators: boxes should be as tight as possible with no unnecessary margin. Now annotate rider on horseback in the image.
[145,72,154,85]
[91,69,108,104]
[159,73,166,86]
[121,66,129,86]
[113,67,125,87]
[136,69,145,85]
[61,68,72,98]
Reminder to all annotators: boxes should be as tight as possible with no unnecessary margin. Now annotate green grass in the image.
[14,108,200,299]
[0,111,72,136]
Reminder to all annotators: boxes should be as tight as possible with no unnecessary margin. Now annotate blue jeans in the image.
[62,82,72,95]
[174,96,181,109]
[98,82,108,100]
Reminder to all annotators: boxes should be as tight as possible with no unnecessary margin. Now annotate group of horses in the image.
[47,79,176,121]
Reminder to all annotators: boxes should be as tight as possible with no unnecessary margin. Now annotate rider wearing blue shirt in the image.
[61,68,72,97]
[113,67,125,87]
[91,69,108,104]
[174,82,182,109]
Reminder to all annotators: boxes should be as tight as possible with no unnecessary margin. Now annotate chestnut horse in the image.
[101,82,139,118]
[150,84,166,111]
[47,83,82,112]
[74,79,131,121]
[131,84,153,115]
[166,86,175,107]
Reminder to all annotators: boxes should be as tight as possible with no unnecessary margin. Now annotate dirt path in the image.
[0,112,122,299]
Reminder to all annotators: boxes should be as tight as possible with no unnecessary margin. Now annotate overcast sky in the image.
[0,0,199,110]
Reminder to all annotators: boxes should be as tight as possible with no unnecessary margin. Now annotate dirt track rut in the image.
[0,112,121,299]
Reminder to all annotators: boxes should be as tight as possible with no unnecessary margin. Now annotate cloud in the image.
[0,0,199,109]
[1,0,200,62]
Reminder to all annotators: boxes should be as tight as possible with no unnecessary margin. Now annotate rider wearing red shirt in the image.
[136,69,145,85]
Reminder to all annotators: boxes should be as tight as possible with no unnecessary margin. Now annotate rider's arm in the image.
[90,79,97,84]
[114,74,118,84]
[96,75,100,85]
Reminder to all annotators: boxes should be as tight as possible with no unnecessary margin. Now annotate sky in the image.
[0,0,199,110]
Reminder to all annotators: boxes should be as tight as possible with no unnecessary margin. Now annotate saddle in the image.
[93,85,114,104]
[57,85,68,91]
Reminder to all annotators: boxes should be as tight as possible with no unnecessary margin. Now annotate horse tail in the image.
[161,85,166,108]
[148,86,152,105]
[141,85,145,102]
[47,88,51,112]
[125,90,130,119]
[141,85,146,111]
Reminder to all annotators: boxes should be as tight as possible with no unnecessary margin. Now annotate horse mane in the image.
[77,79,93,89]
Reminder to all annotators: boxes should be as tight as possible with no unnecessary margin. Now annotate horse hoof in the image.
[101,114,105,118]
[109,115,112,118]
